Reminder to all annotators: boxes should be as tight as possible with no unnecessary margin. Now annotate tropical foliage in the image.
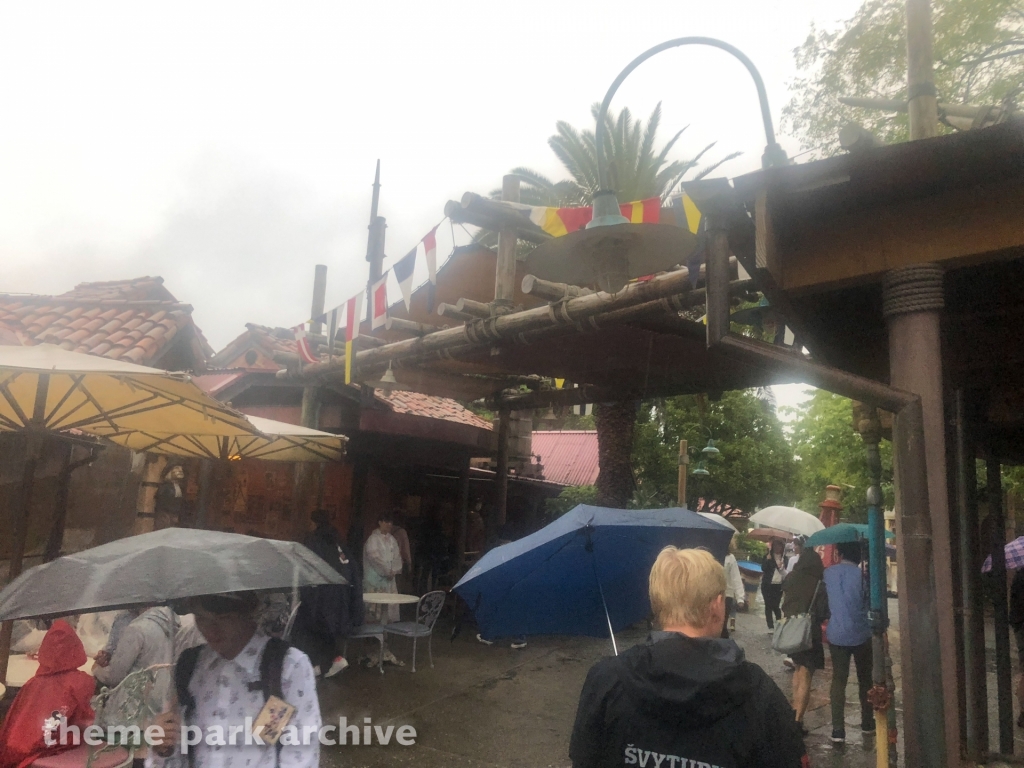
[632,390,797,513]
[783,0,1024,155]
[504,102,740,207]
[784,389,894,523]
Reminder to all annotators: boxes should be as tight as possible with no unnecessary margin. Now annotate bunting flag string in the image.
[370,274,388,330]
[393,248,416,312]
[526,197,661,237]
[293,324,319,365]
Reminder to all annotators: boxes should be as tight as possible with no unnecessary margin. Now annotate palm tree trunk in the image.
[594,401,637,508]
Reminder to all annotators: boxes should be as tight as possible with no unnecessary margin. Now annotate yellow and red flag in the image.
[527,197,661,237]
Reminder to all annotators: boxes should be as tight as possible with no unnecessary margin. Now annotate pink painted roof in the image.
[376,389,493,431]
[532,430,599,487]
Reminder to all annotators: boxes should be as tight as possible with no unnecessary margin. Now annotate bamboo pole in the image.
[454,298,493,318]
[436,304,475,323]
[385,317,435,336]
[300,264,707,380]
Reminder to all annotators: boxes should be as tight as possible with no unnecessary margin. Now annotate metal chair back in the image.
[416,590,446,631]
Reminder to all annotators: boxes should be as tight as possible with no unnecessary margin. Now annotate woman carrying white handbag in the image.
[779,538,829,735]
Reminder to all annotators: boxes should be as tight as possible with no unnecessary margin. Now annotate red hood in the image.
[36,620,86,675]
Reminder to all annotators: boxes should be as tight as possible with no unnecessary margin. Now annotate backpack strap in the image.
[258,637,289,702]
[174,644,205,768]
[174,644,205,720]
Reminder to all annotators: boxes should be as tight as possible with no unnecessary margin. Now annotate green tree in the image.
[632,390,797,513]
[785,389,894,522]
[783,0,1024,155]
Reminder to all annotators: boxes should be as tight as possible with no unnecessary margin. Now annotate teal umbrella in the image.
[806,523,894,548]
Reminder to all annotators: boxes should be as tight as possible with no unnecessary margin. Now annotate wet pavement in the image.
[314,597,1009,767]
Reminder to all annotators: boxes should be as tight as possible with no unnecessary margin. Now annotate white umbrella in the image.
[749,505,825,537]
[698,512,738,532]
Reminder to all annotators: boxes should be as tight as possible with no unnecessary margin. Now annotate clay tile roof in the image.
[531,431,600,487]
[0,276,211,369]
[375,390,493,431]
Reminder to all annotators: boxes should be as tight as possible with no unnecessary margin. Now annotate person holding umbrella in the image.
[293,509,364,678]
[760,539,787,631]
[570,547,807,768]
[822,541,873,743]
[151,592,321,768]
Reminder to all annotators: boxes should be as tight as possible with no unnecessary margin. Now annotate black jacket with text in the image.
[569,632,808,768]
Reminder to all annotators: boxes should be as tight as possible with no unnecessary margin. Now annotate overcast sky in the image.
[0,0,859,394]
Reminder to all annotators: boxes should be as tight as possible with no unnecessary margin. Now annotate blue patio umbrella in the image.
[453,505,733,654]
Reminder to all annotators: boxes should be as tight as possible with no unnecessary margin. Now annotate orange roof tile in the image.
[375,389,492,431]
[0,276,212,370]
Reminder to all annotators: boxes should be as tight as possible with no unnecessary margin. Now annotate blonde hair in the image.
[649,546,726,629]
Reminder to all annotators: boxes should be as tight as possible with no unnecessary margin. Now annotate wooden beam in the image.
[300,263,726,381]
[772,179,1024,294]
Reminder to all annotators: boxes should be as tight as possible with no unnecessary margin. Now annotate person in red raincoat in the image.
[0,620,95,768]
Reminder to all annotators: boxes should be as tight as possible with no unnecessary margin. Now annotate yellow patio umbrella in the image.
[105,414,346,462]
[0,344,258,438]
[0,343,264,684]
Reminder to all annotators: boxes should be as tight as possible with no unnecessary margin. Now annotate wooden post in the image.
[133,454,168,535]
[494,175,520,309]
[906,0,939,140]
[677,440,688,506]
[493,410,511,531]
[988,458,1014,754]
[195,458,215,529]
[0,432,42,685]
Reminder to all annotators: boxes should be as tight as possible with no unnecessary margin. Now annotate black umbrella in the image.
[0,528,346,622]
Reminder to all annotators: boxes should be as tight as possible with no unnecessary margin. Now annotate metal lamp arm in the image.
[594,36,784,187]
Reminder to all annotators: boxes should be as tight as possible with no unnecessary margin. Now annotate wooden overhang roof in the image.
[733,120,1024,461]
[297,121,1024,460]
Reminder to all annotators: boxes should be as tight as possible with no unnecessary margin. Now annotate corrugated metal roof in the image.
[532,430,599,487]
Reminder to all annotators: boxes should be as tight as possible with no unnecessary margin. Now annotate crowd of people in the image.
[0,506,980,768]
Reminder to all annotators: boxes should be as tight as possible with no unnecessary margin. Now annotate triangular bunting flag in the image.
[393,247,416,312]
[344,292,364,384]
[371,274,388,330]
[293,324,318,365]
[423,226,438,285]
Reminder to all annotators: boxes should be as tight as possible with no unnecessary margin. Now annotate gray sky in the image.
[0,0,860,366]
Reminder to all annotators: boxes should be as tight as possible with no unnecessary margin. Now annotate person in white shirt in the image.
[363,512,403,624]
[722,536,747,637]
[151,592,320,768]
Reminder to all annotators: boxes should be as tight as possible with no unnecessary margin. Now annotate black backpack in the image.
[174,638,290,764]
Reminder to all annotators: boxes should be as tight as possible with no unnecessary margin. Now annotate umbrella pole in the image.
[588,550,618,656]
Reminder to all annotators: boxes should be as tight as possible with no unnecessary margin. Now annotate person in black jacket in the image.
[761,538,787,630]
[570,547,808,768]
[293,509,364,678]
